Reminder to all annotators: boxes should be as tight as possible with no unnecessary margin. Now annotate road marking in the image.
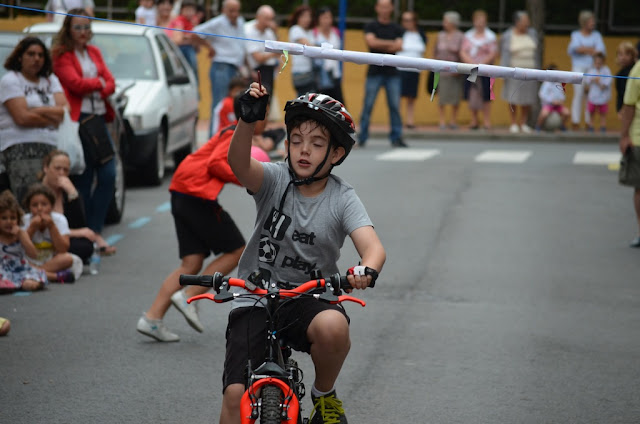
[156,202,171,213]
[104,234,124,246]
[573,151,620,165]
[376,149,441,161]
[474,150,531,163]
[128,217,151,229]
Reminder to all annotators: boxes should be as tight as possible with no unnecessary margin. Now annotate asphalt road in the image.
[1,137,639,424]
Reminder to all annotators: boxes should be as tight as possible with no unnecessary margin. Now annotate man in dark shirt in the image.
[359,0,406,147]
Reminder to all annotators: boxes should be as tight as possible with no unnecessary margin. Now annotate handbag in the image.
[57,109,86,175]
[78,114,115,165]
[619,146,640,187]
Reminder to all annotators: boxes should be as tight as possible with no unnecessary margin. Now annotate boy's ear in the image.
[331,146,346,165]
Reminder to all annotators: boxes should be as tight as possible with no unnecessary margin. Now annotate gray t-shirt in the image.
[232,161,372,308]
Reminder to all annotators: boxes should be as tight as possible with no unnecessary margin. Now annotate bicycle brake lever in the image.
[336,295,366,307]
[187,293,215,303]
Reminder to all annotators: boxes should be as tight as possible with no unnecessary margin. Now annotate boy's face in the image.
[593,56,604,67]
[181,5,196,19]
[285,121,345,179]
[141,0,153,8]
[29,194,52,217]
[0,210,18,234]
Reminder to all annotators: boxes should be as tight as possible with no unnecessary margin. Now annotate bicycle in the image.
[179,270,371,424]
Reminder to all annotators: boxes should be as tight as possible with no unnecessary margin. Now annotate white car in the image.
[25,22,199,185]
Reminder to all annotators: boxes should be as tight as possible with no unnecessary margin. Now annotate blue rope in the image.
[3,3,640,81]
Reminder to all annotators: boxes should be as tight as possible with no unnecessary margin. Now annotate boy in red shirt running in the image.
[136,117,268,342]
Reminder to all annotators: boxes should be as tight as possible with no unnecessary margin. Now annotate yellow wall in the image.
[4,17,634,129]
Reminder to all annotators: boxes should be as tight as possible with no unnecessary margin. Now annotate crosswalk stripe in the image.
[573,151,620,165]
[376,149,441,161]
[474,150,531,163]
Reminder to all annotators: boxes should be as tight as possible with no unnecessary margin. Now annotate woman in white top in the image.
[288,5,317,96]
[314,7,344,104]
[499,11,540,133]
[397,11,426,129]
[567,10,606,130]
[0,37,68,203]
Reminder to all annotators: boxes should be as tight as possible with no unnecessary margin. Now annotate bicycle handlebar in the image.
[178,272,369,307]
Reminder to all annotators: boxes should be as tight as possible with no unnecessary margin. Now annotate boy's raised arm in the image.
[228,83,269,194]
[349,226,386,289]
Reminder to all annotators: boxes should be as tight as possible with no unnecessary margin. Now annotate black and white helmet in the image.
[284,93,357,165]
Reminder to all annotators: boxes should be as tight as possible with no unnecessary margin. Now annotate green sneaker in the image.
[309,390,348,424]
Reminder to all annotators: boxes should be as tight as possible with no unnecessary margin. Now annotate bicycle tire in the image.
[260,384,284,424]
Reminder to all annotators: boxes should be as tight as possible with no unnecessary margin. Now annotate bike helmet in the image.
[284,93,357,166]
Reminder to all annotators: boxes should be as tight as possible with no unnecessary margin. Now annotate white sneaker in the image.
[171,289,204,333]
[521,124,532,134]
[509,124,520,133]
[70,254,83,279]
[137,314,180,342]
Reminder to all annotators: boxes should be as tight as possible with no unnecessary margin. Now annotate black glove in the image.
[237,89,270,123]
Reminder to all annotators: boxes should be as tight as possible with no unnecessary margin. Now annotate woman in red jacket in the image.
[51,8,116,243]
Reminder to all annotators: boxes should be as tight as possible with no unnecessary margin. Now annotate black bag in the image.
[78,114,115,165]
[619,146,640,187]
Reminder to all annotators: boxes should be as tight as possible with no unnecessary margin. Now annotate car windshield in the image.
[91,34,158,80]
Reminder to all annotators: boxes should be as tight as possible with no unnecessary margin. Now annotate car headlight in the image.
[128,115,143,132]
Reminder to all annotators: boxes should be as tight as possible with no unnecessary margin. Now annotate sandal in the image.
[99,245,117,256]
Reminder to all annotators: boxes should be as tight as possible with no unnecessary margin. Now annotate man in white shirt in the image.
[194,0,246,136]
[244,5,279,93]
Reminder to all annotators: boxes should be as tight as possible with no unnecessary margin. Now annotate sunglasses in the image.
[72,24,91,31]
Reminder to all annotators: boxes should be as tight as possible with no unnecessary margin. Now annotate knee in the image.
[181,255,205,274]
[60,253,74,269]
[308,311,350,350]
[222,384,245,413]
[230,246,244,264]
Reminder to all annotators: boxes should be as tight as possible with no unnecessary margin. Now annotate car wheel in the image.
[143,127,165,186]
[106,151,126,224]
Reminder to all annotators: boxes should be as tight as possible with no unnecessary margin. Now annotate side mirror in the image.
[167,74,190,85]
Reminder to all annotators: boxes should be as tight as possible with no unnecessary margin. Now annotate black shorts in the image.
[222,298,350,392]
[171,191,245,258]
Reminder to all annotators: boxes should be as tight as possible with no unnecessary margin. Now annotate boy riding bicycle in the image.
[222,84,386,424]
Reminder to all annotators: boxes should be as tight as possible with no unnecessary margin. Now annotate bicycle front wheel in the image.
[260,384,284,424]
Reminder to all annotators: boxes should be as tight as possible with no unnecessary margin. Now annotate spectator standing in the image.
[211,77,246,135]
[535,64,570,131]
[396,10,426,129]
[135,0,157,26]
[156,0,174,30]
[359,0,405,148]
[460,9,497,130]
[619,59,640,247]
[194,0,246,136]
[45,0,94,23]
[434,11,464,130]
[615,42,638,113]
[244,5,280,93]
[0,37,68,203]
[584,52,612,132]
[40,150,116,263]
[168,1,209,80]
[288,5,317,96]
[313,7,345,104]
[567,10,605,131]
[0,190,47,292]
[52,10,117,244]
[500,11,540,133]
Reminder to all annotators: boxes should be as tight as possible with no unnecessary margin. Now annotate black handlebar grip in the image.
[179,274,214,287]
